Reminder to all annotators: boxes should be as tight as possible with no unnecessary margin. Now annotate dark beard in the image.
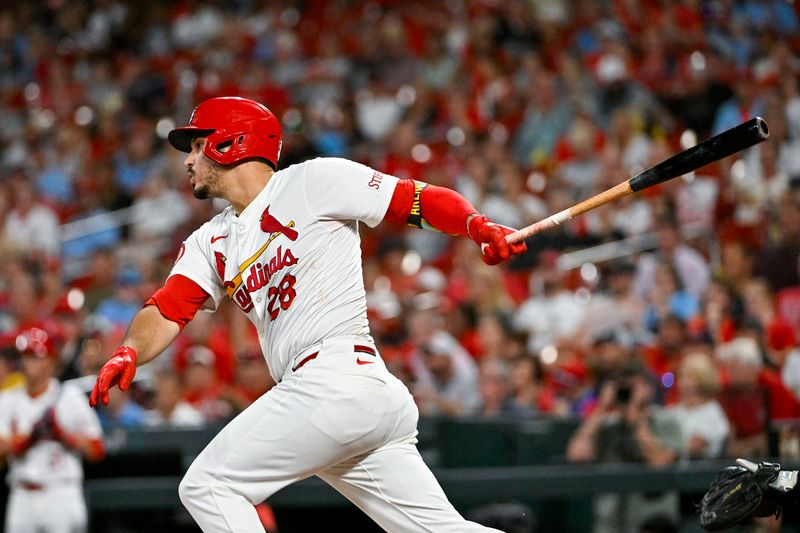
[192,184,210,199]
[190,161,222,199]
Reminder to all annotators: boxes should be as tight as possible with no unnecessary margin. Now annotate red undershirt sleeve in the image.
[144,274,210,330]
[384,178,478,237]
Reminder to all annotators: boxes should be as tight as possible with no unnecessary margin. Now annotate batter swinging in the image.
[89,96,526,532]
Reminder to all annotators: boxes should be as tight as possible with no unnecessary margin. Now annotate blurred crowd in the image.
[0,0,799,478]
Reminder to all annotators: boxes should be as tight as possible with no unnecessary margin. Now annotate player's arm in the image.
[53,390,107,461]
[60,434,105,462]
[0,399,36,458]
[0,424,12,459]
[0,396,17,458]
[384,179,527,265]
[51,420,105,462]
[303,158,526,264]
[89,274,210,407]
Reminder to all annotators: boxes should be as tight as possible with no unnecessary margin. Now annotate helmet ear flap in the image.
[203,129,265,165]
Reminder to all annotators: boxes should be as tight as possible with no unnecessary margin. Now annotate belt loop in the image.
[354,344,376,356]
[292,351,319,372]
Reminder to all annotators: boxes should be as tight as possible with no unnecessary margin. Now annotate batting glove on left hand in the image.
[467,215,527,265]
[89,346,137,407]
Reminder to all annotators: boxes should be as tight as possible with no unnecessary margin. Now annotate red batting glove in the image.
[89,346,137,407]
[467,215,527,265]
[10,434,34,456]
[9,418,35,456]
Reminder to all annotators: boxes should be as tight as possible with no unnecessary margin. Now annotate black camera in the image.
[616,383,632,405]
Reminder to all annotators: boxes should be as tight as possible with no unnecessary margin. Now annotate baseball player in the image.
[89,96,526,532]
[0,327,105,533]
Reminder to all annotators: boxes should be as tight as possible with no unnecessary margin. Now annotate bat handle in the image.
[504,181,633,244]
[505,209,573,244]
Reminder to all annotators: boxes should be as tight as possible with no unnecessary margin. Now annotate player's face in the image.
[185,137,224,200]
[20,354,54,384]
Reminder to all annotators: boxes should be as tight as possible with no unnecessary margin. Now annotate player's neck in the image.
[225,163,275,215]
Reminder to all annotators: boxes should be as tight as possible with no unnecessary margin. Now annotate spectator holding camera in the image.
[567,361,681,533]
[567,363,678,466]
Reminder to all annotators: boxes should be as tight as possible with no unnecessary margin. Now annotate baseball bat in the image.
[506,117,770,244]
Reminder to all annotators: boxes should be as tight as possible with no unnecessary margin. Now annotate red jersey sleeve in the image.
[144,274,210,330]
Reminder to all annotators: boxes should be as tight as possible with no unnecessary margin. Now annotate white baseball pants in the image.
[178,336,500,532]
[5,483,87,533]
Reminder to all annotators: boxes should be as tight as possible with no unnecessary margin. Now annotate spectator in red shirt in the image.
[181,345,231,423]
[220,349,274,414]
[716,337,800,457]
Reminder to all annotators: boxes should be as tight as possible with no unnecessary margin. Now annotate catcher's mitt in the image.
[700,459,798,531]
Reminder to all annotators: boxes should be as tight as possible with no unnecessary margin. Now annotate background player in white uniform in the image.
[0,328,105,533]
[89,96,526,532]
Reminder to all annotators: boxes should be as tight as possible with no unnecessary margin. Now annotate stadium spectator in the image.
[575,328,639,415]
[129,172,191,259]
[756,195,800,291]
[411,330,481,417]
[566,362,681,533]
[574,260,646,347]
[477,358,515,417]
[4,170,60,259]
[94,264,144,328]
[514,250,585,353]
[0,346,22,391]
[640,315,691,405]
[219,349,274,414]
[642,263,700,333]
[633,215,711,301]
[95,386,146,432]
[716,337,800,457]
[180,345,232,423]
[662,353,730,459]
[143,370,204,428]
[508,355,555,416]
[172,310,235,384]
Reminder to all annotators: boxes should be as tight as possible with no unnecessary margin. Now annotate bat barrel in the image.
[628,117,770,193]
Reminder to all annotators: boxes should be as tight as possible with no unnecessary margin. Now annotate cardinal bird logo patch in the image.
[214,251,227,281]
[260,205,298,241]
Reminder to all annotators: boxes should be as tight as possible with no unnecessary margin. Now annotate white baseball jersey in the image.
[170,157,399,382]
[0,378,103,485]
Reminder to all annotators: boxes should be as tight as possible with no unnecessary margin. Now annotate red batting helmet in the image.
[15,327,56,358]
[168,97,282,169]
